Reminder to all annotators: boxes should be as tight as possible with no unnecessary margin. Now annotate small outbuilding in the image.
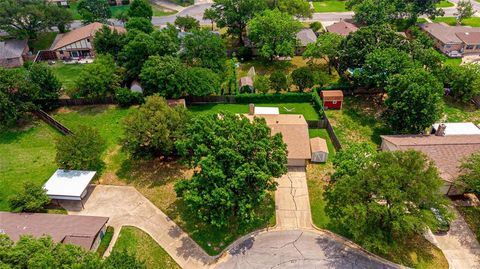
[130,80,143,93]
[310,137,329,163]
[43,169,96,203]
[239,76,254,93]
[321,90,344,110]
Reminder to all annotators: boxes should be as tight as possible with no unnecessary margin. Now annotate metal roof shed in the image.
[43,169,96,201]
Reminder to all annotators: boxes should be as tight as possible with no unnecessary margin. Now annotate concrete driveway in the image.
[215,229,399,269]
[430,208,480,269]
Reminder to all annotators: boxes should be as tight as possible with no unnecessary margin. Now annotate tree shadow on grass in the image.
[167,193,276,255]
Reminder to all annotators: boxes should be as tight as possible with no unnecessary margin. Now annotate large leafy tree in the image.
[0,235,145,268]
[276,0,312,18]
[9,183,50,213]
[303,32,343,74]
[247,9,302,60]
[326,150,450,253]
[77,0,111,24]
[347,0,443,26]
[331,143,376,181]
[126,17,154,33]
[151,27,180,56]
[174,16,200,32]
[75,54,121,98]
[338,24,408,72]
[0,68,39,128]
[55,125,106,170]
[175,112,288,227]
[457,0,474,24]
[291,67,314,91]
[0,0,72,38]
[121,95,188,159]
[444,64,480,103]
[385,68,444,134]
[27,63,62,110]
[269,70,288,92]
[360,48,415,89]
[206,0,268,43]
[94,25,126,59]
[139,55,188,98]
[180,29,227,72]
[185,67,221,96]
[128,0,153,20]
[119,31,155,80]
[457,153,480,195]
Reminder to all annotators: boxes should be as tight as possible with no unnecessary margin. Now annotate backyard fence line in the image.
[33,110,72,135]
[323,114,342,151]
[58,96,115,106]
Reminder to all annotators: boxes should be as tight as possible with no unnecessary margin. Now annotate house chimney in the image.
[249,103,255,115]
[436,124,447,136]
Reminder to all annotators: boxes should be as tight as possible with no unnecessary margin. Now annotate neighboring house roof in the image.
[0,39,28,60]
[381,134,480,182]
[296,29,317,47]
[432,122,480,136]
[321,90,344,101]
[456,32,480,44]
[43,169,96,201]
[0,212,108,250]
[325,21,358,36]
[310,137,328,153]
[420,23,480,44]
[239,77,254,87]
[51,22,126,50]
[245,114,311,160]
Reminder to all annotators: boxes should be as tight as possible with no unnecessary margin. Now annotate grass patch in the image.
[312,1,348,12]
[151,4,177,17]
[324,95,391,147]
[96,226,114,256]
[50,62,86,92]
[112,226,180,269]
[436,0,454,8]
[188,103,320,120]
[433,17,480,27]
[307,162,334,229]
[443,97,480,124]
[28,32,57,53]
[457,206,480,242]
[238,57,309,77]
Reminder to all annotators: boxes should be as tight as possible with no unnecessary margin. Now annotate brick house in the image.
[420,23,480,57]
[0,40,29,68]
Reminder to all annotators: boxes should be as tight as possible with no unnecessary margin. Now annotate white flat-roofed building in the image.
[254,107,280,115]
[432,122,480,136]
[43,169,96,201]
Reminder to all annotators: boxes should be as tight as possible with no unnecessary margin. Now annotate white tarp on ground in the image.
[254,107,280,115]
[432,122,480,136]
[43,169,96,201]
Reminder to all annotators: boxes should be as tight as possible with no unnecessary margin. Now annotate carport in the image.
[43,169,96,208]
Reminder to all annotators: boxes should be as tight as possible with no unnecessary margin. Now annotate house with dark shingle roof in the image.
[420,23,480,57]
[326,21,358,37]
[381,133,480,195]
[0,39,29,68]
[0,212,108,251]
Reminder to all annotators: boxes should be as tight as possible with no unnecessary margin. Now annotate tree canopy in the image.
[175,112,288,227]
[121,95,189,159]
[94,26,127,59]
[185,67,221,96]
[77,0,112,24]
[126,17,154,33]
[247,9,302,59]
[276,0,312,18]
[75,54,121,98]
[139,55,188,98]
[326,149,450,253]
[9,183,50,213]
[444,64,480,103]
[384,68,444,134]
[128,0,153,20]
[180,29,227,72]
[303,32,343,73]
[175,16,200,32]
[457,152,480,195]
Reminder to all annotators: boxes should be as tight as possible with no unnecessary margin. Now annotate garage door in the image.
[288,159,306,167]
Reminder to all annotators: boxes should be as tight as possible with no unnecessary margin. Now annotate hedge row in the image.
[312,90,324,115]
[234,92,313,104]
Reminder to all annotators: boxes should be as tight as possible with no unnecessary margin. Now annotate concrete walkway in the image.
[430,208,480,269]
[275,167,312,229]
[63,185,214,269]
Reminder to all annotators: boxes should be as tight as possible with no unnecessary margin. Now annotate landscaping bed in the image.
[111,226,180,269]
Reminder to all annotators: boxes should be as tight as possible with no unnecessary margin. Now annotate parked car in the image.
[431,207,450,235]
[447,51,462,58]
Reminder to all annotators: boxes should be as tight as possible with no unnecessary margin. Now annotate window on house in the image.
[445,44,452,49]
[466,45,474,50]
[476,45,480,50]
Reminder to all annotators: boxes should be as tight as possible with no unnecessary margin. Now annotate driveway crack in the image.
[287,174,298,211]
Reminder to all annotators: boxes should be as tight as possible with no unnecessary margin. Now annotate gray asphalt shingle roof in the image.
[0,39,27,59]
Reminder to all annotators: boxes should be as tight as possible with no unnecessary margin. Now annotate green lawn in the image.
[111,226,180,269]
[312,1,348,12]
[151,4,177,17]
[436,0,454,8]
[457,206,480,242]
[433,17,480,27]
[50,63,86,92]
[444,97,480,124]
[96,226,114,256]
[325,96,391,147]
[28,32,57,52]
[189,103,320,120]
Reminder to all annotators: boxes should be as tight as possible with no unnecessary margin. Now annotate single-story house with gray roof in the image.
[0,39,29,68]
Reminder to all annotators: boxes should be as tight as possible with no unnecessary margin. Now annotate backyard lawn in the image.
[436,0,454,8]
[50,63,86,92]
[325,95,391,147]
[189,103,321,120]
[312,1,348,12]
[444,97,480,123]
[433,17,480,27]
[111,226,180,269]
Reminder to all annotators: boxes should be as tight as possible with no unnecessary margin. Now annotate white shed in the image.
[43,169,96,201]
[310,137,329,163]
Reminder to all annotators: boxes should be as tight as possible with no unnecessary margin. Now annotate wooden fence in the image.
[58,96,115,106]
[33,110,72,135]
[324,115,342,151]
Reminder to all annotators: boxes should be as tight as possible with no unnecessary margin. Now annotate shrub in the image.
[115,88,144,107]
[55,125,106,170]
[312,90,324,115]
[291,67,315,91]
[9,183,50,213]
[310,21,322,32]
[254,75,271,94]
[270,71,288,93]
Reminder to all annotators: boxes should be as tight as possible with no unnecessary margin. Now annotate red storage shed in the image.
[321,90,343,110]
